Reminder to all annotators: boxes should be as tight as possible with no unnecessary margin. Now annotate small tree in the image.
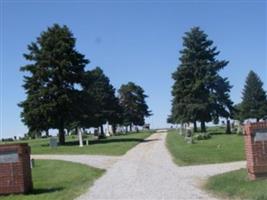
[240,70,267,121]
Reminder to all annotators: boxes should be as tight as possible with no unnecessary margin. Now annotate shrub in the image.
[193,132,211,140]
[1,138,14,142]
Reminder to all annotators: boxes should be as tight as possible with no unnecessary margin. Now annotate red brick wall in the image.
[244,122,267,180]
[0,143,33,195]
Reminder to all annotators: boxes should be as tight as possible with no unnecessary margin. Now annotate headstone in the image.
[78,128,83,147]
[244,121,267,180]
[49,137,58,148]
[236,120,243,135]
[179,123,184,135]
[185,125,193,144]
[105,121,110,137]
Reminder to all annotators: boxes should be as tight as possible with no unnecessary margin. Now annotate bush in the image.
[184,136,195,144]
[1,138,15,142]
[193,132,211,140]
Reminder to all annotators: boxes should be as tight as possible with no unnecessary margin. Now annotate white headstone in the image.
[78,128,83,147]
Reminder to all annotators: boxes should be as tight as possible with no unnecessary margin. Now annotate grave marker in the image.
[49,137,58,148]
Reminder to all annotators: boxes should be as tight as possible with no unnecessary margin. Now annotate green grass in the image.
[166,129,245,166]
[1,132,151,156]
[2,160,104,200]
[205,169,267,200]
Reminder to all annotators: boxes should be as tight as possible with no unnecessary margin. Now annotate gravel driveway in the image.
[75,132,245,200]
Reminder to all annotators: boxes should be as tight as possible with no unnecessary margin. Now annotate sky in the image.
[0,0,266,139]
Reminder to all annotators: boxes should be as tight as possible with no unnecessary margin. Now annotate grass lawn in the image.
[2,160,104,200]
[166,129,245,166]
[1,132,152,156]
[205,169,267,200]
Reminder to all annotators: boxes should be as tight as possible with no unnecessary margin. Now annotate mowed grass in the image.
[1,132,152,156]
[2,160,104,200]
[205,169,267,200]
[166,129,245,165]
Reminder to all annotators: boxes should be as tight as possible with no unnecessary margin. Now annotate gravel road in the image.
[75,132,245,200]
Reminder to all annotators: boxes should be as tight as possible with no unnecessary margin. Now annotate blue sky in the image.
[0,0,266,138]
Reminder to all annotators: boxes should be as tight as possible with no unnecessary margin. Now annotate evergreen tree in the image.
[82,67,121,137]
[240,70,267,121]
[170,27,233,132]
[232,103,242,121]
[118,82,152,132]
[19,24,89,144]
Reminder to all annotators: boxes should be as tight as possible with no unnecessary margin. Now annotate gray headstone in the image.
[49,137,58,148]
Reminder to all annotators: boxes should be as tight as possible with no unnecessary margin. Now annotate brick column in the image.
[0,143,33,194]
[244,122,267,180]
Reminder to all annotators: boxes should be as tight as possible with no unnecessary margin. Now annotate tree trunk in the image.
[129,124,132,132]
[125,126,128,133]
[200,121,206,132]
[100,125,104,136]
[112,124,117,135]
[45,129,49,137]
[59,126,65,145]
[256,118,260,122]
[226,119,231,134]
[193,121,197,132]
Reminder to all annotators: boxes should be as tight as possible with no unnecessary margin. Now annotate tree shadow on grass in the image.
[141,138,160,143]
[30,187,64,195]
[65,138,159,146]
[41,141,79,147]
[209,132,225,135]
[41,138,159,147]
[89,138,149,145]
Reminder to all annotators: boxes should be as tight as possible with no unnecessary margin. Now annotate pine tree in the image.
[119,82,151,132]
[19,24,89,144]
[170,27,233,132]
[82,67,121,137]
[232,103,242,121]
[240,70,267,121]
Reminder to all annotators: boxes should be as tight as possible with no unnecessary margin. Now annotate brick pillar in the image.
[243,122,267,180]
[0,143,33,194]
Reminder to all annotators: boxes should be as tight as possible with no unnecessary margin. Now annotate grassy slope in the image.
[2,160,104,200]
[166,129,245,165]
[205,169,267,200]
[1,132,151,156]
